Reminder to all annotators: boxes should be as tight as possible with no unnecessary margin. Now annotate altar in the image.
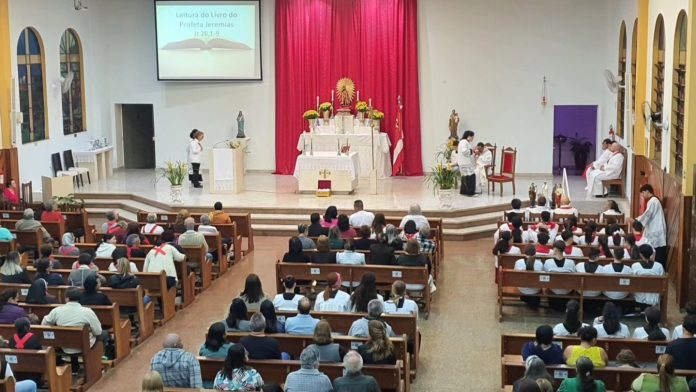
[293,152,360,194]
[296,132,391,178]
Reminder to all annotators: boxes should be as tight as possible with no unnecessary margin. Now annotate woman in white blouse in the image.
[575,247,601,297]
[600,247,632,300]
[632,306,669,340]
[492,231,521,269]
[272,275,305,311]
[599,199,623,222]
[513,245,544,308]
[553,300,589,336]
[188,129,204,188]
[594,302,630,338]
[384,280,419,317]
[314,272,350,312]
[671,302,696,339]
[631,244,665,307]
[543,240,576,311]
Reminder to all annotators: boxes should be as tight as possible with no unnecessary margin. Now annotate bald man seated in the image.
[586,142,625,197]
[150,334,202,388]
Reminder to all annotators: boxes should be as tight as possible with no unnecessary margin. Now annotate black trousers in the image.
[190,163,202,185]
[655,246,668,269]
[460,174,476,196]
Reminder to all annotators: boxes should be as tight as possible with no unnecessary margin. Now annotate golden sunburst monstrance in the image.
[336,77,355,107]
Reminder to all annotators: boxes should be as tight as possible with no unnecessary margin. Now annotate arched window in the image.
[16,27,47,144]
[617,21,627,139]
[671,11,687,178]
[60,29,85,135]
[650,15,665,166]
[631,19,637,138]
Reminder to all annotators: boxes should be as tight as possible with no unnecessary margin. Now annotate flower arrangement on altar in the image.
[303,110,319,119]
[319,102,332,112]
[441,138,458,161]
[156,160,188,186]
[425,162,458,191]
[227,140,241,149]
[355,101,368,112]
[370,110,384,120]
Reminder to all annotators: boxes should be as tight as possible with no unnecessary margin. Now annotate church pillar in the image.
[681,0,696,195]
[632,0,649,156]
[0,0,12,149]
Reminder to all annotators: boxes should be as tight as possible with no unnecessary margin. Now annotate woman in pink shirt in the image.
[2,179,18,206]
[320,205,338,228]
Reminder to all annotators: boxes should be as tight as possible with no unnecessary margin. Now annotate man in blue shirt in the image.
[285,297,320,335]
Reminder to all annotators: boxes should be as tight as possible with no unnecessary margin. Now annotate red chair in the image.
[488,147,517,196]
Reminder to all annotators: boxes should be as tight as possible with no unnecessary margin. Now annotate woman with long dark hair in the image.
[594,302,629,338]
[282,237,310,263]
[336,214,356,239]
[563,327,608,368]
[492,231,521,256]
[221,299,251,332]
[558,356,606,391]
[553,300,588,336]
[349,272,382,312]
[371,213,387,237]
[238,274,266,311]
[213,343,264,390]
[0,289,27,324]
[25,279,57,305]
[199,322,232,359]
[632,306,669,341]
[321,206,338,228]
[357,320,396,365]
[543,241,576,310]
[513,245,543,308]
[259,300,284,333]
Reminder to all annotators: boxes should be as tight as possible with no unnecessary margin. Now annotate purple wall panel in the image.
[553,105,598,174]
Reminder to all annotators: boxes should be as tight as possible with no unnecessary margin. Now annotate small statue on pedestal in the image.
[449,109,460,140]
[529,183,537,207]
[236,111,245,138]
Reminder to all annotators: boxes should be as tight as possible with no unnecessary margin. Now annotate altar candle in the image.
[316,96,320,110]
[357,91,360,102]
[330,90,334,114]
[369,98,372,107]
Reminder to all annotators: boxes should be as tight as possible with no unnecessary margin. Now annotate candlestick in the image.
[330,90,334,115]
[368,98,372,107]
[337,139,340,155]
[316,96,319,111]
[357,91,360,102]
[310,136,314,156]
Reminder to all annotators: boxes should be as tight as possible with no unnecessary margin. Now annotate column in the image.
[632,0,650,156]
[0,0,12,148]
[681,0,696,195]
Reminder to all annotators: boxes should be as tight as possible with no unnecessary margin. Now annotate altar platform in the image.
[72,169,620,240]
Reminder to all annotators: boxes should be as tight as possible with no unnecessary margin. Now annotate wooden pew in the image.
[229,213,254,255]
[0,325,103,390]
[199,358,405,392]
[275,261,431,319]
[0,347,71,392]
[501,333,671,364]
[501,354,696,392]
[0,282,69,302]
[223,332,411,389]
[496,254,633,270]
[19,303,132,362]
[497,269,669,321]
[11,229,42,255]
[0,240,16,254]
[39,220,65,242]
[99,270,176,324]
[0,376,14,392]
[181,245,212,292]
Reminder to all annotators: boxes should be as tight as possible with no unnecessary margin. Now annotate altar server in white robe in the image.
[457,130,477,196]
[474,143,492,193]
[583,138,613,181]
[586,142,624,197]
[630,184,667,267]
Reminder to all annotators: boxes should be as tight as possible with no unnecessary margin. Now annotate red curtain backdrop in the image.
[275,0,423,175]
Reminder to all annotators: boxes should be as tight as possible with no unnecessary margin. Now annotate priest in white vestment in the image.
[586,142,624,197]
[474,143,492,193]
[583,138,613,181]
[457,130,476,196]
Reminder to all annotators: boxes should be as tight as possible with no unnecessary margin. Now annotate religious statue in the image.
[449,109,459,139]
[236,111,245,138]
[528,183,536,207]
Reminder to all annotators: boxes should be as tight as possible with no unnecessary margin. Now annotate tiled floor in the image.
[73,169,619,212]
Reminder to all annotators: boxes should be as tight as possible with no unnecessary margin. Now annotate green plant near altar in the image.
[156,160,188,186]
[370,110,384,120]
[227,140,241,149]
[51,194,84,212]
[319,102,332,112]
[303,110,319,119]
[355,101,368,112]
[425,162,458,191]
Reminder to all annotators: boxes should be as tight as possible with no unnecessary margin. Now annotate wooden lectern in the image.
[209,147,244,194]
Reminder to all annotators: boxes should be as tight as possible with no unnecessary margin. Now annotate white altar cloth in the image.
[293,152,361,181]
[296,133,391,178]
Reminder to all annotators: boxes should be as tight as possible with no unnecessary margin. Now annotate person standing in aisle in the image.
[188,129,204,188]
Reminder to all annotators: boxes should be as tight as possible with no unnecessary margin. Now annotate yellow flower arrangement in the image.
[355,101,368,112]
[319,102,332,112]
[426,161,458,191]
[370,110,384,120]
[157,160,188,186]
[303,110,320,119]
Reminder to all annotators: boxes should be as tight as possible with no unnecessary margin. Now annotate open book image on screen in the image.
[161,38,253,50]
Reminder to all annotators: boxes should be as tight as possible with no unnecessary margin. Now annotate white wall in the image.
[418,0,615,174]
[93,0,275,172]
[645,0,688,172]
[8,0,108,186]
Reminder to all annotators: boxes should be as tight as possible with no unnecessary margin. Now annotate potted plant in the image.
[568,134,593,170]
[319,102,332,124]
[425,162,458,208]
[370,110,384,132]
[51,194,84,212]
[156,160,188,203]
[303,110,319,132]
